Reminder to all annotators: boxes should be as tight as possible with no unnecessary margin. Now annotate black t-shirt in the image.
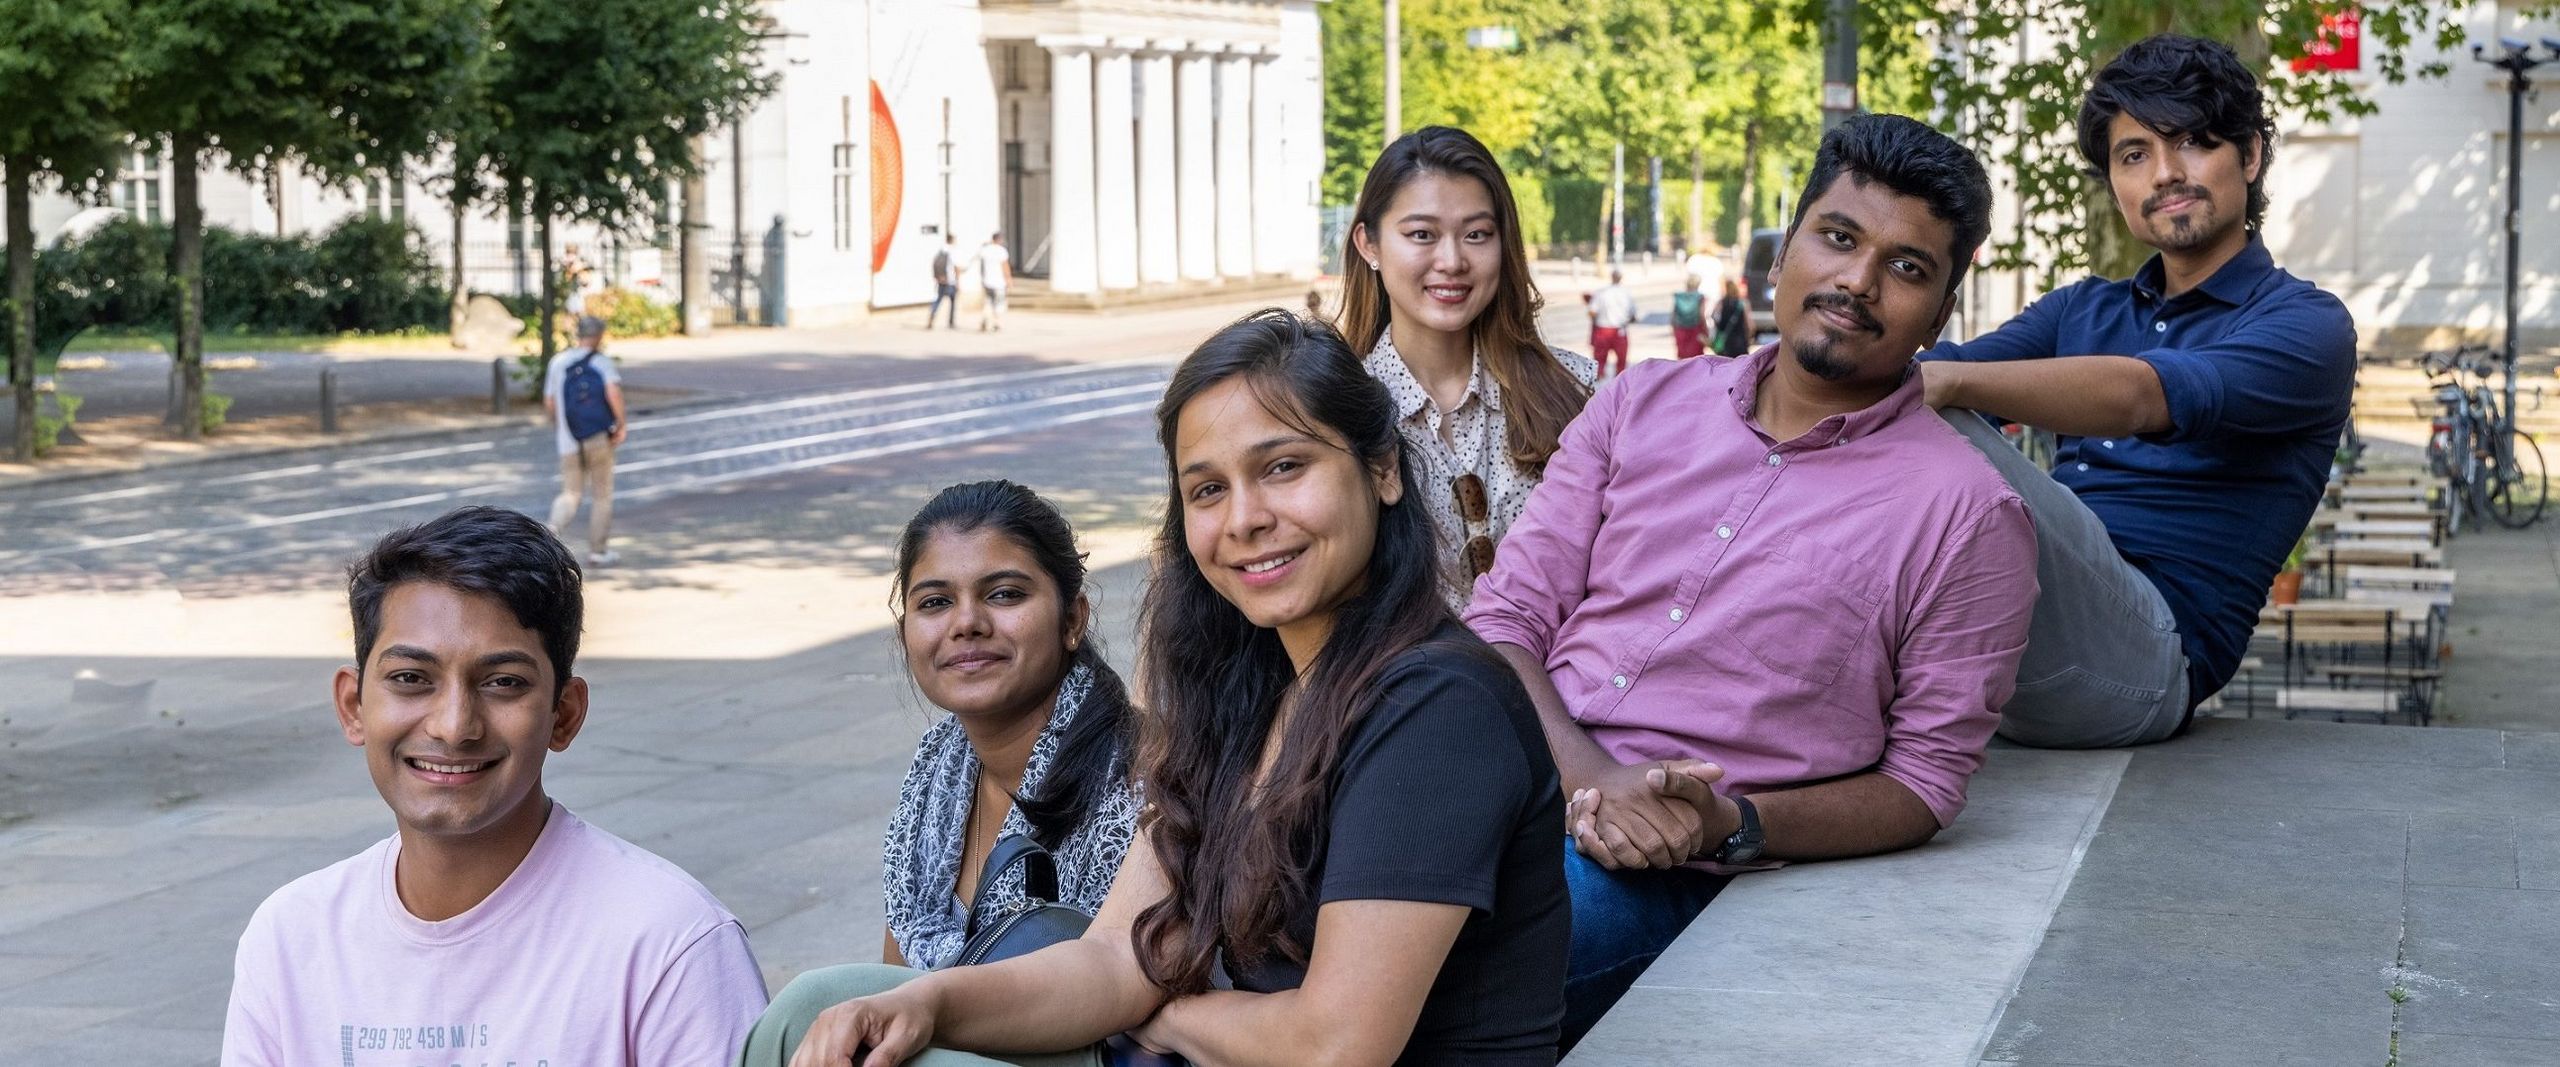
[1228,625,1569,1065]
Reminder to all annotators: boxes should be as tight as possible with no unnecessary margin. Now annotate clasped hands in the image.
[1566,759,1736,870]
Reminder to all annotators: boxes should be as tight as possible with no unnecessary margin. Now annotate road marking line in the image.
[612,383,1163,475]
[4,385,1167,561]
[617,401,1163,502]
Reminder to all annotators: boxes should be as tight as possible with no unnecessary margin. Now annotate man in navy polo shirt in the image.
[1917,33,2357,748]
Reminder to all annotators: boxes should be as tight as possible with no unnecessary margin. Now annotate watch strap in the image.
[1710,794,1764,865]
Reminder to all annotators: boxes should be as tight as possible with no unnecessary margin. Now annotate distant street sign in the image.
[1465,26,1517,50]
[1821,81,1857,112]
[2292,11,2362,73]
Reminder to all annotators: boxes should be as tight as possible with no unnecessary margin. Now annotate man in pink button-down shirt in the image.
[1464,115,2038,1046]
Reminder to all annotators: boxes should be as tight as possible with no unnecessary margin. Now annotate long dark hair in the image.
[1132,309,1451,994]
[890,480,1135,853]
[1337,126,1589,473]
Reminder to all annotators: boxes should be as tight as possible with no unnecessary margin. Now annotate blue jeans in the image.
[928,282,960,327]
[1561,838,1730,1050]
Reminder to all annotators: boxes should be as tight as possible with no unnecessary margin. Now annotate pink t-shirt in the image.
[221,804,768,1066]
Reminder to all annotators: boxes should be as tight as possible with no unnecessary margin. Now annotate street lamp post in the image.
[2473,36,2559,427]
[1383,0,1401,142]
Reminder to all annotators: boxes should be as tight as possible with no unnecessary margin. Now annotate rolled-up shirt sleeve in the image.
[2136,291,2357,443]
[1462,378,1621,659]
[1921,284,2075,365]
[1875,494,2038,826]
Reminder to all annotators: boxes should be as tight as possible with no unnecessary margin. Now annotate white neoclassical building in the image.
[2,0,1325,326]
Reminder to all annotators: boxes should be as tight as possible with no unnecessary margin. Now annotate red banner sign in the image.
[2292,10,2362,73]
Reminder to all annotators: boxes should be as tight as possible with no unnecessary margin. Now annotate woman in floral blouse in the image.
[1340,126,1596,610]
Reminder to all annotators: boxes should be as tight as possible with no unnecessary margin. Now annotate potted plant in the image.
[2270,529,2313,606]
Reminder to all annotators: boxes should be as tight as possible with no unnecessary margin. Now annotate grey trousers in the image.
[736,963,1106,1067]
[1939,409,2192,748]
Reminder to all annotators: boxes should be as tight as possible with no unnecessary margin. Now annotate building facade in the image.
[6,0,1325,327]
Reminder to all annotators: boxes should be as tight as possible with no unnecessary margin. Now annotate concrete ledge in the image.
[1568,718,2560,1065]
[1565,747,2131,1065]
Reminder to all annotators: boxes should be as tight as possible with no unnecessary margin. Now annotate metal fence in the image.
[438,233,781,326]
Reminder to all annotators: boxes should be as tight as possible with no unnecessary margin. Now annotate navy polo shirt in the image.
[1921,237,2357,705]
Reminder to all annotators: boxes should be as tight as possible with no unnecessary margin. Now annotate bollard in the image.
[490,357,509,415]
[319,367,339,433]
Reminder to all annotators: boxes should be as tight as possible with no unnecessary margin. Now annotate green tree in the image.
[0,0,128,461]
[471,0,773,386]
[122,0,483,438]
[1319,1,1835,254]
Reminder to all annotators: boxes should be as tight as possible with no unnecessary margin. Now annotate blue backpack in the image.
[561,351,616,441]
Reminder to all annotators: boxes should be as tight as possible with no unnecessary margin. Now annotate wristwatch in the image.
[1708,794,1765,865]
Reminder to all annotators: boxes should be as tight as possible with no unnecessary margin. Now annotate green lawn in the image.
[61,328,456,356]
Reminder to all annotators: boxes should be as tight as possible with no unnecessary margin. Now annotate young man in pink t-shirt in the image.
[221,507,768,1066]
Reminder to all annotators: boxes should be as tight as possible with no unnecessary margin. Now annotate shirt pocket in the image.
[1717,531,1887,686]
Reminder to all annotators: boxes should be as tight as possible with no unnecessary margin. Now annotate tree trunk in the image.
[1689,149,1707,251]
[449,192,470,341]
[170,131,206,440]
[8,161,36,463]
[680,135,710,336]
[535,211,557,400]
[1736,120,1761,246]
[268,163,286,239]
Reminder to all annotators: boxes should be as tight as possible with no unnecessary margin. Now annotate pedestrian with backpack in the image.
[1670,274,1709,359]
[927,233,961,329]
[1711,277,1754,357]
[545,316,627,567]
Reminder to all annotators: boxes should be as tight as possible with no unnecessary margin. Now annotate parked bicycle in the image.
[2416,345,2548,530]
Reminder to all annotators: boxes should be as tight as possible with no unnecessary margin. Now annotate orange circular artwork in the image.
[870,81,902,274]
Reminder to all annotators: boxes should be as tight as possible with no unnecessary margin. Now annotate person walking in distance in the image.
[973,231,1013,332]
[1670,273,1709,359]
[1712,276,1755,357]
[545,316,626,567]
[928,233,961,329]
[1587,269,1637,377]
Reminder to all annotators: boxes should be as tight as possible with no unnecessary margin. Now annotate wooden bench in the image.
[2330,519,2440,544]
[2276,687,2412,723]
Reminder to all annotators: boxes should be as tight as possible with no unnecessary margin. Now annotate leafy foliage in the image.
[11,216,449,335]
[472,0,773,232]
[1320,0,1848,251]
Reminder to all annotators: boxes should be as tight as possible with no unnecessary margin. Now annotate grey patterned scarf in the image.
[879,662,1141,969]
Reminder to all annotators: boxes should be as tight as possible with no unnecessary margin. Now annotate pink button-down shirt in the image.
[1463,347,2037,825]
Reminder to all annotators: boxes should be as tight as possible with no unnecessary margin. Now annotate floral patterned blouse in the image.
[1363,333,1597,611]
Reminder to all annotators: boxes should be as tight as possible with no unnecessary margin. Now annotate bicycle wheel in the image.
[2489,431,2549,528]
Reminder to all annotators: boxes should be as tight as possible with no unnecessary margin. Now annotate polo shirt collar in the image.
[1728,343,1924,447]
[2130,234,2274,307]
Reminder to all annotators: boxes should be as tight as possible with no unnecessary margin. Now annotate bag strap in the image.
[965,833,1061,937]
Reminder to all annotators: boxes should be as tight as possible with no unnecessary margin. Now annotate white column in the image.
[1043,38,1098,296]
[1214,48,1255,280]
[1092,41,1141,292]
[1136,44,1180,287]
[1250,53,1287,277]
[1175,50,1217,283]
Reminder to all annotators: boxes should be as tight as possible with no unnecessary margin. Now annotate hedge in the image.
[1,216,449,347]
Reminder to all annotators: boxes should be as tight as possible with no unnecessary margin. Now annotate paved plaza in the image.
[3,282,2557,1063]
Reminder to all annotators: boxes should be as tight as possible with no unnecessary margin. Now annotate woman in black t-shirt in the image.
[782,310,1569,1067]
